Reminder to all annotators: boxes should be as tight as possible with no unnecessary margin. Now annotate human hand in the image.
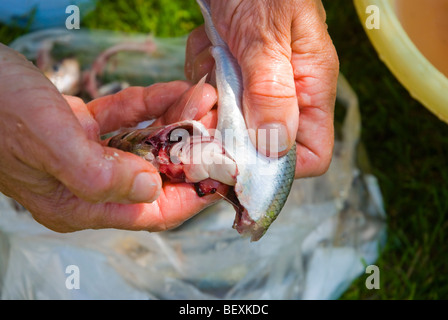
[0,43,222,233]
[185,0,339,178]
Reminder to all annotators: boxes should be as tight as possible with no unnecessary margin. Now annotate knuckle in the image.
[314,143,334,177]
[247,78,296,100]
[295,142,334,179]
[316,153,333,176]
[28,201,78,233]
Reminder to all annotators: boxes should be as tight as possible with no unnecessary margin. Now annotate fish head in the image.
[44,58,81,96]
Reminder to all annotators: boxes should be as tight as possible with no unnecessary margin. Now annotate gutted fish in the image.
[107,0,297,241]
[108,119,237,197]
[195,0,297,241]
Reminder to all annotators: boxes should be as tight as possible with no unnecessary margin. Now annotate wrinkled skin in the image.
[0,43,224,233]
[185,0,339,178]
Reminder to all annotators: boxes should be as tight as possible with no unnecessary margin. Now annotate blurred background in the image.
[0,0,447,299]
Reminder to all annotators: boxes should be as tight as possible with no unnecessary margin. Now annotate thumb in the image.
[240,45,299,158]
[51,95,162,205]
[52,137,162,204]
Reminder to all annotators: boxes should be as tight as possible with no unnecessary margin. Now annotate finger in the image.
[56,97,164,204]
[30,182,228,232]
[241,48,299,158]
[294,107,334,178]
[63,95,100,141]
[291,3,339,178]
[51,139,162,204]
[87,81,192,134]
[191,47,215,84]
[37,97,163,204]
[225,7,299,158]
[134,182,228,232]
[185,25,212,80]
[198,109,218,131]
[26,99,163,205]
[152,80,217,126]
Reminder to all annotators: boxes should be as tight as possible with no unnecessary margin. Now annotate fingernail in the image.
[257,122,289,157]
[129,172,160,203]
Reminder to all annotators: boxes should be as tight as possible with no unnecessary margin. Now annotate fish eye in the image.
[52,64,61,72]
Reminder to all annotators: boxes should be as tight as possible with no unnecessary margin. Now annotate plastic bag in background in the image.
[9,28,188,100]
[0,30,387,300]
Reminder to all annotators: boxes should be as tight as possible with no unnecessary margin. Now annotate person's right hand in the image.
[0,43,222,233]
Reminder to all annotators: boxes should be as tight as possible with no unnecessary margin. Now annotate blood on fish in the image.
[108,124,228,198]
[194,179,220,197]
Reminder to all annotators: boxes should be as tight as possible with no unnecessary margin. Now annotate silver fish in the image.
[196,0,296,241]
[107,0,296,241]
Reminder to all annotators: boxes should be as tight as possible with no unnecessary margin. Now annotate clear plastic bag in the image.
[9,28,188,99]
[0,29,386,300]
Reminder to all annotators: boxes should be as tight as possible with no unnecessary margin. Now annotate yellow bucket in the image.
[354,0,448,123]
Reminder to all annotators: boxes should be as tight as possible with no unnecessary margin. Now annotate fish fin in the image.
[180,74,208,121]
[215,190,240,210]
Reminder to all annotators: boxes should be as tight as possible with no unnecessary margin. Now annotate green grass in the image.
[1,0,447,299]
[82,0,203,37]
[0,21,29,45]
